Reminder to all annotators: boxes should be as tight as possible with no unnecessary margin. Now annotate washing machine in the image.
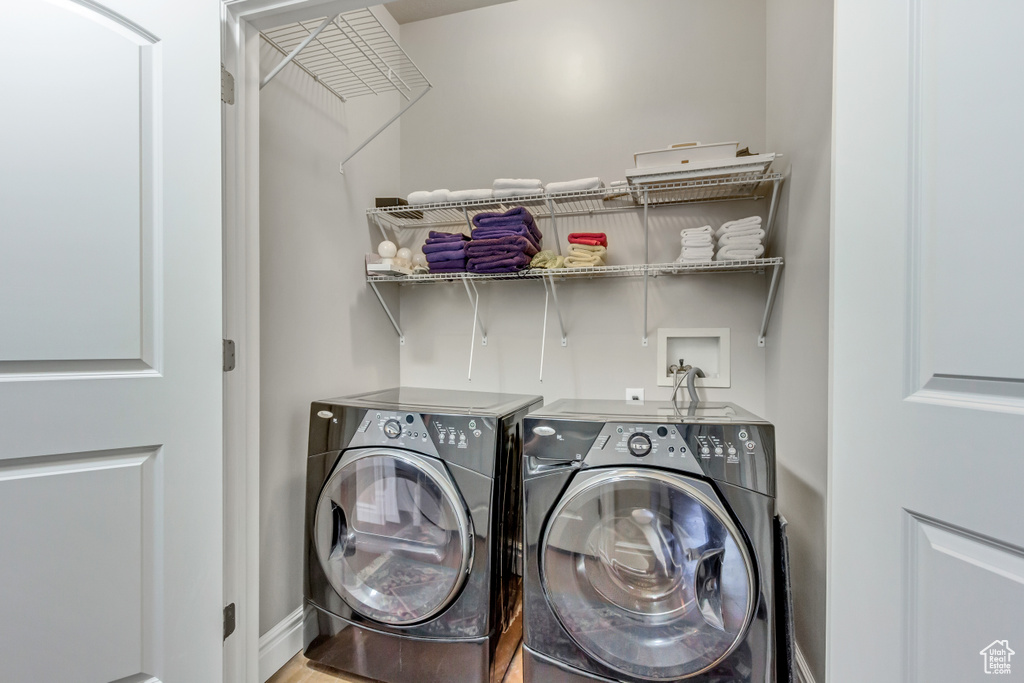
[522,399,776,683]
[304,387,542,683]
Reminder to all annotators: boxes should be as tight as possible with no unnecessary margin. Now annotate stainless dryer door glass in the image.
[541,470,755,680]
[314,450,472,625]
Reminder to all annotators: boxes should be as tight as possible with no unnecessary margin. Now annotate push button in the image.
[746,441,756,451]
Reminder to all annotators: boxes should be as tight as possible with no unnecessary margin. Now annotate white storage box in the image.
[633,141,739,169]
[626,153,776,184]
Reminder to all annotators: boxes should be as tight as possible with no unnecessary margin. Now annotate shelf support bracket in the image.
[763,176,783,247]
[758,261,784,347]
[341,85,432,173]
[642,190,650,346]
[546,197,561,256]
[539,275,566,383]
[462,277,485,380]
[369,281,404,345]
[544,274,567,347]
[462,207,473,234]
[260,14,337,90]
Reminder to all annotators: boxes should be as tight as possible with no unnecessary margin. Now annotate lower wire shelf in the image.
[366,258,782,284]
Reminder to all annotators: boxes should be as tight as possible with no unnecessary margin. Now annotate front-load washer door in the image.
[541,469,756,681]
[313,449,473,626]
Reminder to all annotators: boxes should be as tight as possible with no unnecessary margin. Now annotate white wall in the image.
[765,0,833,680]
[257,12,402,634]
[397,0,772,410]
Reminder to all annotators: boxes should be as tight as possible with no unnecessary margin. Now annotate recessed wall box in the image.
[656,328,731,388]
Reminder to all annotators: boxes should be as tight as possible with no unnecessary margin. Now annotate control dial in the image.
[383,419,402,439]
[627,432,652,457]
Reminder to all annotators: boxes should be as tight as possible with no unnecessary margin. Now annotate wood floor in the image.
[267,642,525,683]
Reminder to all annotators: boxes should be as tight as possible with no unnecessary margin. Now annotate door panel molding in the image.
[904,0,1024,412]
[904,510,1024,682]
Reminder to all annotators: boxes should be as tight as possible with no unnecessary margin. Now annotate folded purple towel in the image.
[467,251,532,272]
[423,241,468,256]
[427,231,469,242]
[429,259,467,272]
[426,248,468,264]
[465,235,539,258]
[471,207,542,245]
[470,225,540,250]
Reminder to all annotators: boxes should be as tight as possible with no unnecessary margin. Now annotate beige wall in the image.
[765,0,834,680]
[257,11,403,633]
[396,0,772,411]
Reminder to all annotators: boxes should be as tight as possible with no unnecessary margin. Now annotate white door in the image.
[831,1,1024,681]
[0,0,222,681]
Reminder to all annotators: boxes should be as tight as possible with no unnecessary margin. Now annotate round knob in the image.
[714,446,723,456]
[627,433,652,457]
[727,447,737,456]
[656,426,668,438]
[383,419,402,439]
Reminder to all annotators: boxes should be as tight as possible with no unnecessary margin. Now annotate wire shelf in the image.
[367,173,782,230]
[261,8,429,102]
[366,258,782,285]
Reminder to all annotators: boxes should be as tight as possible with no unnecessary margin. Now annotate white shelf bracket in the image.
[758,261,784,347]
[340,85,432,173]
[540,280,550,382]
[369,281,404,345]
[260,14,338,90]
[763,176,784,246]
[546,197,561,256]
[544,274,567,347]
[462,206,473,234]
[642,190,650,346]
[463,277,486,381]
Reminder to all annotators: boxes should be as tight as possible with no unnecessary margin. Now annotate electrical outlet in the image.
[626,388,645,403]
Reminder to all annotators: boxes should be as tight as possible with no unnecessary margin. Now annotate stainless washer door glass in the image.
[314,450,472,625]
[541,470,755,680]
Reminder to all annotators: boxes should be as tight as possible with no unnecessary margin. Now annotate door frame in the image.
[220,2,381,681]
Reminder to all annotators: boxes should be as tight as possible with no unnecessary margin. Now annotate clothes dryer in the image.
[522,399,776,682]
[304,387,541,683]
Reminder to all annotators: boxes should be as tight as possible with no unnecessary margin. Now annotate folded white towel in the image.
[408,189,451,205]
[447,188,493,202]
[493,178,543,190]
[545,177,604,194]
[720,215,762,228]
[715,244,765,260]
[681,225,714,237]
[610,180,628,187]
[677,245,715,262]
[718,230,766,245]
[493,187,544,199]
[715,223,763,239]
[682,234,714,245]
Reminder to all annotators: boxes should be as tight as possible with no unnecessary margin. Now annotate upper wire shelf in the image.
[261,8,430,102]
[366,258,782,285]
[367,172,783,230]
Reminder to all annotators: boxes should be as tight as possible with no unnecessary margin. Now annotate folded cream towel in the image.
[493,178,543,190]
[565,243,607,267]
[408,189,451,205]
[715,244,765,260]
[447,188,493,202]
[545,177,604,194]
[493,187,544,199]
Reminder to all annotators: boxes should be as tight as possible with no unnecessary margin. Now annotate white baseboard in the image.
[794,641,816,683]
[258,606,305,683]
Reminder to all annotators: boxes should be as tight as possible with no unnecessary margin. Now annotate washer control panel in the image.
[524,418,775,497]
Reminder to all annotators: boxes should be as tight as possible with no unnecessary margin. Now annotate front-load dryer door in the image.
[313,449,473,626]
[541,469,756,681]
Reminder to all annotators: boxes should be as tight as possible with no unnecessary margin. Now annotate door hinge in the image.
[223,339,236,372]
[221,65,235,104]
[223,603,236,640]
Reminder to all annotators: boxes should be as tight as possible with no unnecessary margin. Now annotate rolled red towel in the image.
[568,232,608,247]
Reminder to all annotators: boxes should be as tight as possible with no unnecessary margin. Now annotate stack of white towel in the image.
[493,178,543,199]
[676,225,715,263]
[714,216,765,261]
